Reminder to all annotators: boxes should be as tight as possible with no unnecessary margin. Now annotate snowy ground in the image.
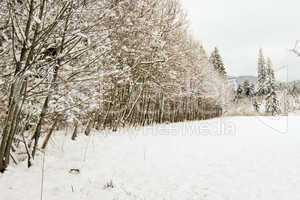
[1,115,300,200]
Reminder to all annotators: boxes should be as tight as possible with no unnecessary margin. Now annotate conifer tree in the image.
[266,58,275,82]
[265,58,280,115]
[253,99,260,112]
[236,84,243,99]
[242,80,250,97]
[265,84,280,115]
[209,47,227,76]
[249,83,255,97]
[265,58,275,95]
[257,49,267,95]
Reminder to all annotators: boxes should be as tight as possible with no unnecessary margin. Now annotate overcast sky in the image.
[181,0,300,81]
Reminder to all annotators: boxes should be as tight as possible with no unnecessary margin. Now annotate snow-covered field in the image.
[1,115,300,200]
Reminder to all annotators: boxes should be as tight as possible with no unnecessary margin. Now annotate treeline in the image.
[234,49,280,115]
[0,0,228,171]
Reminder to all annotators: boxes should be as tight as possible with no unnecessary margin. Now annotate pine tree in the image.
[265,58,275,95]
[265,85,280,115]
[253,99,260,112]
[265,58,280,115]
[249,83,255,97]
[236,84,243,99]
[241,80,255,97]
[257,49,267,95]
[266,58,275,82]
[242,80,250,97]
[209,47,227,76]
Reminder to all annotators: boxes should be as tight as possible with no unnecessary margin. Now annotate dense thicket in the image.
[0,0,229,171]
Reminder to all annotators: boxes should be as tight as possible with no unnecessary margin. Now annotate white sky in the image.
[181,0,300,81]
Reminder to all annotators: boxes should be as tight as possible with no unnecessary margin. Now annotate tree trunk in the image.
[71,121,79,141]
[41,115,59,149]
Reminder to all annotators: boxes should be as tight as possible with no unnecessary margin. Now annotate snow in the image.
[1,115,300,200]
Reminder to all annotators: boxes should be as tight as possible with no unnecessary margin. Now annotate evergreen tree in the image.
[209,47,227,76]
[236,84,243,99]
[265,85,280,115]
[249,83,255,97]
[253,99,260,112]
[266,58,275,82]
[265,58,275,95]
[242,80,250,97]
[241,80,255,97]
[265,58,280,115]
[257,49,267,95]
